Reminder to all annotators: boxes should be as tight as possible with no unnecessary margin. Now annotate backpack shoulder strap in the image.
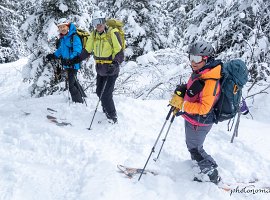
[106,27,114,45]
[201,78,220,96]
[70,33,77,52]
[213,79,219,96]
[107,27,124,49]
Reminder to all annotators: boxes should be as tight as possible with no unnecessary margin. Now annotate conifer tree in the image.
[0,1,26,63]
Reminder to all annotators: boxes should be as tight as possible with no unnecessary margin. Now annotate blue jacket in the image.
[54,23,82,70]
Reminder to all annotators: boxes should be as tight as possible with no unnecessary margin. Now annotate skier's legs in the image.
[185,120,217,170]
[67,69,83,103]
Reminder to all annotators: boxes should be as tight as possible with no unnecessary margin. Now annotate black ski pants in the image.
[67,69,85,103]
[96,74,118,117]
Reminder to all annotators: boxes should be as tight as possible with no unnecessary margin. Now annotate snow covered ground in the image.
[0,58,270,200]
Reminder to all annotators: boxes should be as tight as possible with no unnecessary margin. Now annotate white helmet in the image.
[56,18,70,26]
[92,10,106,20]
[92,10,106,27]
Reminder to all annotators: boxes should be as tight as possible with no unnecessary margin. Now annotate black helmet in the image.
[188,41,215,57]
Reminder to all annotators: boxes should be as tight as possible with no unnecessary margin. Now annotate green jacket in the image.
[85,27,124,76]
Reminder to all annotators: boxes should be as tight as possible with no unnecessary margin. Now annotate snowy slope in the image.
[0,58,270,200]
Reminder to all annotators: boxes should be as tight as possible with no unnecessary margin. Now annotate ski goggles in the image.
[189,55,208,63]
[92,18,106,27]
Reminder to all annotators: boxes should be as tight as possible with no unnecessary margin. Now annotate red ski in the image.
[117,164,158,178]
[46,115,71,126]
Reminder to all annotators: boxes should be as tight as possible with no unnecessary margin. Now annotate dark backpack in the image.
[213,59,248,123]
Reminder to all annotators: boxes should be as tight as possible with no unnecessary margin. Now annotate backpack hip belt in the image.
[95,60,112,64]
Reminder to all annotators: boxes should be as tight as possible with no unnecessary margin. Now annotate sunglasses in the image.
[189,55,208,63]
[92,18,105,27]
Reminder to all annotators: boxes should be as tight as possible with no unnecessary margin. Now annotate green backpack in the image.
[93,18,126,50]
[105,18,126,50]
[72,27,91,49]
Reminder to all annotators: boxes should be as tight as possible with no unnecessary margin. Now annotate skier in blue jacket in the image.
[46,18,86,103]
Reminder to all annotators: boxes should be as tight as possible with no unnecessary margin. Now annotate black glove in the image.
[174,84,187,98]
[186,79,205,97]
[46,53,56,61]
[62,59,72,66]
[107,61,119,75]
[62,56,80,66]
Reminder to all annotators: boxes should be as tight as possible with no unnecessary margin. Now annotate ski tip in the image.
[219,187,231,192]
[117,164,158,176]
[117,164,124,169]
[46,115,56,120]
[47,107,57,112]
[56,122,72,126]
[22,111,31,116]
[47,115,57,120]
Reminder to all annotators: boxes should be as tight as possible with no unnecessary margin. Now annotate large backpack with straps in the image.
[105,18,126,50]
[213,59,248,123]
[71,27,90,49]
[93,18,126,50]
[75,28,91,48]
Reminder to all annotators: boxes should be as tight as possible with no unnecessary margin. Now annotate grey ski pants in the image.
[185,120,218,172]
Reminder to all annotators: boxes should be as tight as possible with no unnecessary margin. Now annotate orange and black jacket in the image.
[182,59,222,126]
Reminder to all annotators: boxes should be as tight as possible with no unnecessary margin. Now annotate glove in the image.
[107,61,119,75]
[46,53,56,61]
[186,79,205,97]
[174,84,187,98]
[169,94,184,111]
[62,56,80,66]
[62,59,73,66]
[173,108,180,116]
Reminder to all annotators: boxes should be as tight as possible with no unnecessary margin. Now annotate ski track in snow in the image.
[0,58,270,200]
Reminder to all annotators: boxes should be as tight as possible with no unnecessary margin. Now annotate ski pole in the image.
[138,106,174,181]
[231,111,241,143]
[153,112,176,162]
[87,76,108,130]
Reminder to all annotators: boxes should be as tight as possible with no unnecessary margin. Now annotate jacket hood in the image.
[67,23,77,36]
[200,64,222,80]
[200,58,222,72]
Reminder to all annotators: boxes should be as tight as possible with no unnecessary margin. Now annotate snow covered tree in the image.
[179,0,270,91]
[0,1,26,63]
[109,0,175,60]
